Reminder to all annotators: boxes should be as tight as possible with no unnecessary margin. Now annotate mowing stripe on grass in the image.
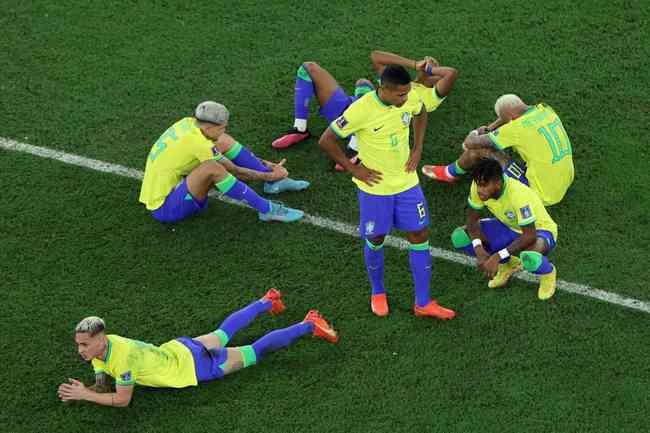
[3,136,649,314]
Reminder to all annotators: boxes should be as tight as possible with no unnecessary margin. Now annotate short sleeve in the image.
[488,123,518,150]
[329,103,366,139]
[468,182,485,210]
[423,86,445,112]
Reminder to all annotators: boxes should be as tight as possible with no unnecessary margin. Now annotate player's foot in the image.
[272,128,311,149]
[303,310,339,343]
[335,155,361,172]
[414,300,456,320]
[488,256,523,289]
[421,165,460,183]
[258,201,304,223]
[537,266,557,300]
[370,293,389,317]
[261,288,286,315]
[264,177,310,194]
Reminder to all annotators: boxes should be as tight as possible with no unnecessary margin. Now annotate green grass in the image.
[2,1,650,432]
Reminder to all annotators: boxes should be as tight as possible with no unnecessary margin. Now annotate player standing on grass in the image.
[422,94,574,206]
[139,101,308,224]
[272,51,457,171]
[451,158,558,299]
[318,65,456,319]
[58,289,338,407]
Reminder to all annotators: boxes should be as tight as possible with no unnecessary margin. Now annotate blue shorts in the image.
[480,218,556,253]
[176,337,227,383]
[151,179,208,223]
[319,87,357,122]
[505,160,529,187]
[358,184,429,239]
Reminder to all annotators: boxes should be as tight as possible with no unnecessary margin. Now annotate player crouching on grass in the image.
[58,290,338,407]
[451,158,558,299]
[139,101,308,224]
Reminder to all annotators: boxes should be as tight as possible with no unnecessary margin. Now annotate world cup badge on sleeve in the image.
[336,116,349,129]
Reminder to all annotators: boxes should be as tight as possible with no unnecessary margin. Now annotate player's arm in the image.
[406,108,428,172]
[425,66,458,97]
[465,208,490,264]
[216,155,287,182]
[504,223,537,256]
[370,50,420,75]
[58,378,134,407]
[463,132,496,151]
[319,128,382,186]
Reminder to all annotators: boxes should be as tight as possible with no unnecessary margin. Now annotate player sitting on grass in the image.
[451,158,559,299]
[57,289,338,407]
[139,101,308,224]
[319,65,456,319]
[272,51,457,171]
[422,94,574,206]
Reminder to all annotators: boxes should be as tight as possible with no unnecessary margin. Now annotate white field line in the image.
[2,136,649,314]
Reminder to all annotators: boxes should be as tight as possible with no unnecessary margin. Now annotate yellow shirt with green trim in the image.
[330,90,424,195]
[91,334,198,388]
[487,104,574,206]
[468,176,558,240]
[139,117,225,210]
[411,82,445,113]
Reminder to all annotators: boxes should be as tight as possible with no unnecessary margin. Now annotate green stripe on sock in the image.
[212,329,229,347]
[297,65,312,82]
[365,239,384,250]
[520,251,543,272]
[239,345,257,368]
[223,141,243,160]
[215,174,237,193]
[409,241,430,251]
[454,160,467,175]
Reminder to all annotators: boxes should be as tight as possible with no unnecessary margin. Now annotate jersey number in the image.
[148,128,178,161]
[537,119,572,164]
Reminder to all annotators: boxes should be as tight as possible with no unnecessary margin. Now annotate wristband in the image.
[471,239,482,248]
[498,248,510,259]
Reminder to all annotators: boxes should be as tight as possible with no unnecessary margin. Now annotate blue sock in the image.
[364,239,385,295]
[224,142,270,173]
[252,322,313,361]
[534,256,554,275]
[409,241,432,307]
[447,160,466,178]
[294,64,315,121]
[215,174,272,213]
[215,299,271,344]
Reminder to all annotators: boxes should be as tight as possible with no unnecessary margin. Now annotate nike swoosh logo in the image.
[373,126,383,132]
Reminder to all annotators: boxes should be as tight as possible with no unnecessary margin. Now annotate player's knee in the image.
[367,235,385,246]
[301,62,319,74]
[451,226,471,249]
[355,78,373,87]
[520,251,544,272]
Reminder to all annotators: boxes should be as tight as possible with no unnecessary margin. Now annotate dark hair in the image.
[472,158,503,184]
[380,65,411,87]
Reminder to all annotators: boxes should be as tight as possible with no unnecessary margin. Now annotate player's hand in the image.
[58,378,88,402]
[266,159,289,181]
[476,125,490,135]
[405,148,422,172]
[350,163,382,186]
[480,254,500,279]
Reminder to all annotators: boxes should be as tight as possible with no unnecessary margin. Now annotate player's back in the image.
[490,104,574,205]
[139,117,214,210]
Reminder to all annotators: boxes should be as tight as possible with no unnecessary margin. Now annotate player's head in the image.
[74,316,107,362]
[379,65,411,107]
[494,94,527,121]
[472,157,504,201]
[195,101,229,140]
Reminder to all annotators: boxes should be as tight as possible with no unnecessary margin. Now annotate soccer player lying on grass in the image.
[139,101,308,224]
[422,94,574,206]
[319,65,456,319]
[272,50,457,171]
[58,289,338,407]
[451,158,559,299]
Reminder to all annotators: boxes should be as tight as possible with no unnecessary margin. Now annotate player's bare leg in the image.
[185,160,230,200]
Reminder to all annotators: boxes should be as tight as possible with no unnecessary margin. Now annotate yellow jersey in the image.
[139,117,224,210]
[91,335,198,388]
[468,176,558,240]
[411,82,445,113]
[487,104,574,205]
[330,90,424,195]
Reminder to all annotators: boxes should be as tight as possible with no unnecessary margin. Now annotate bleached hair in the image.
[75,316,106,335]
[494,94,525,118]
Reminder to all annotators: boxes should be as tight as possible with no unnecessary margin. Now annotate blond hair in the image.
[75,316,106,335]
[494,94,525,118]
